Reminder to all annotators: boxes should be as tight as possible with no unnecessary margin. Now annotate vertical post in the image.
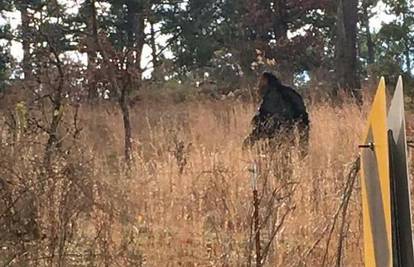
[387,77,414,266]
[360,77,392,266]
[251,163,261,266]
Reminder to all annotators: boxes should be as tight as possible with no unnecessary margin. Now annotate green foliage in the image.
[98,0,150,50]
[159,0,330,87]
[0,0,13,11]
[0,0,414,95]
[372,0,414,78]
[159,0,230,76]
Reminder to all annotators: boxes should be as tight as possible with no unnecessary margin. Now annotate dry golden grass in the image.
[74,98,368,266]
[8,90,413,266]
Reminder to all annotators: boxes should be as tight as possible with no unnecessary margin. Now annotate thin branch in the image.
[321,156,360,266]
[141,31,182,71]
[335,156,360,266]
[261,205,295,264]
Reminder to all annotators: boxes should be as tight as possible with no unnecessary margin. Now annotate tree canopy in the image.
[0,0,413,97]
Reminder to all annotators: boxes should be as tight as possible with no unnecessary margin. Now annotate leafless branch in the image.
[321,156,360,266]
[261,204,295,264]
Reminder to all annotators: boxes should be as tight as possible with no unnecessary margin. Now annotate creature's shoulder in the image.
[280,85,305,106]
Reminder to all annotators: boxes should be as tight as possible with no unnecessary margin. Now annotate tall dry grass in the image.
[1,95,380,266]
[81,98,366,266]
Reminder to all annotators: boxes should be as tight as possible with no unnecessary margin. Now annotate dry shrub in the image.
[0,94,380,266]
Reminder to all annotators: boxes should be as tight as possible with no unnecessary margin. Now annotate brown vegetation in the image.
[1,91,409,266]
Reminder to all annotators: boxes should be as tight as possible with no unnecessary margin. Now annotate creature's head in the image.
[258,72,281,97]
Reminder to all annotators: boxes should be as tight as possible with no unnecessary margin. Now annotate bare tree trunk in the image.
[272,0,294,85]
[120,88,133,164]
[253,188,261,267]
[123,0,148,167]
[362,4,374,64]
[91,0,134,167]
[124,0,146,166]
[41,36,65,266]
[335,0,361,98]
[149,21,159,80]
[19,4,32,80]
[405,42,411,76]
[87,0,98,100]
[126,0,145,71]
[87,54,97,99]
[402,13,412,76]
[43,41,64,170]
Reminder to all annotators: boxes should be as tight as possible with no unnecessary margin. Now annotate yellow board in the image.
[360,77,392,267]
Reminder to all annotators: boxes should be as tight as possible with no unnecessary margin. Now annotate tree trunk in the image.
[126,0,145,72]
[272,0,294,85]
[120,88,133,166]
[19,4,32,80]
[87,53,97,99]
[363,4,374,64]
[87,0,98,100]
[91,0,134,167]
[43,45,64,170]
[402,13,412,76]
[405,42,411,76]
[149,21,159,80]
[335,0,361,98]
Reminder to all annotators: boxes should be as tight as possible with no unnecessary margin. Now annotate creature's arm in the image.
[243,112,262,148]
[281,87,306,113]
[280,86,309,124]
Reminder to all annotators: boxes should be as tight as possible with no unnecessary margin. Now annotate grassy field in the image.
[1,93,405,266]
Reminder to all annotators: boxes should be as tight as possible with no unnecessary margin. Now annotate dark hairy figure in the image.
[244,72,310,148]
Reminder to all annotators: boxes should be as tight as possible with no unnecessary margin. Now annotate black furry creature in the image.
[244,72,309,148]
